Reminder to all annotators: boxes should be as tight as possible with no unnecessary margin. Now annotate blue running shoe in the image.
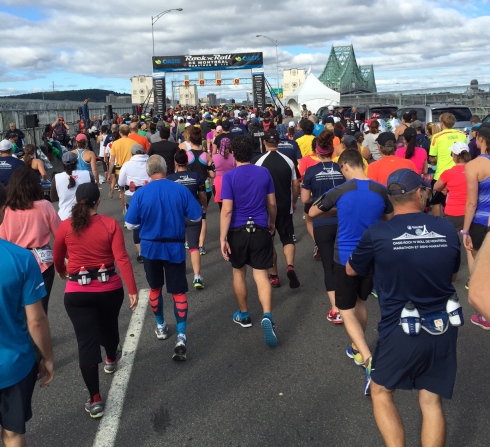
[261,315,278,347]
[363,357,372,396]
[233,310,252,328]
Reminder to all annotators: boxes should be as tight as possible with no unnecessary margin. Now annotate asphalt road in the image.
[25,171,488,447]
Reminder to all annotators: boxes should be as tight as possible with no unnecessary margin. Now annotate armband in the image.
[207,162,216,172]
[312,193,327,212]
[460,230,469,236]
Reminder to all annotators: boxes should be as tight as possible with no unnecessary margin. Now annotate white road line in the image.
[92,289,149,447]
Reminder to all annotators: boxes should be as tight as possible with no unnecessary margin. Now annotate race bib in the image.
[32,245,53,264]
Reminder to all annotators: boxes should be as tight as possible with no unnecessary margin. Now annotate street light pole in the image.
[256,35,280,96]
[151,8,183,57]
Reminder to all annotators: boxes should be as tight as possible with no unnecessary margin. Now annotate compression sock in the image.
[150,287,164,325]
[80,364,99,399]
[172,293,188,334]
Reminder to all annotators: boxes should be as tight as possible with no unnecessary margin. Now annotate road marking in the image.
[92,289,149,447]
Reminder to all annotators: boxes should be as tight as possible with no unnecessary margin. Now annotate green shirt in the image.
[429,129,466,180]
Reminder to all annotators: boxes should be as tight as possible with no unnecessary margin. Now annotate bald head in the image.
[129,122,139,133]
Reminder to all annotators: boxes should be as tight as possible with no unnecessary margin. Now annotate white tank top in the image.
[99,135,107,157]
[55,170,92,220]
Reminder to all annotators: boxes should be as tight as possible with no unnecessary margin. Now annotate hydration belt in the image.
[68,264,116,282]
[124,185,143,191]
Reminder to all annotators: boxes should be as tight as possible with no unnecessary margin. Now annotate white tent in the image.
[283,73,340,116]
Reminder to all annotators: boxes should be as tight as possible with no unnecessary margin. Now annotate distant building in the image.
[208,93,217,106]
[179,85,198,107]
[130,75,154,104]
[282,69,306,98]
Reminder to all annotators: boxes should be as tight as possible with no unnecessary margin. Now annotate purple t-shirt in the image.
[221,164,274,228]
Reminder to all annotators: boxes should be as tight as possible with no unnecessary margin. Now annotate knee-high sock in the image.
[150,287,164,325]
[172,293,188,334]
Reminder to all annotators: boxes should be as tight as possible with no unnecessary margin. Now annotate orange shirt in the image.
[367,156,417,186]
[129,133,150,152]
[298,155,320,179]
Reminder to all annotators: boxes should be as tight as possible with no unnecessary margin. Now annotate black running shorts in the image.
[469,222,487,251]
[227,229,273,270]
[334,262,373,310]
[273,213,295,246]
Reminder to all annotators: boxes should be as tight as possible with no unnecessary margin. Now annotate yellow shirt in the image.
[296,135,315,157]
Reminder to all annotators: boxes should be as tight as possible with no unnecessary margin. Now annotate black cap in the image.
[263,129,280,144]
[221,120,230,129]
[76,182,100,207]
[477,122,490,139]
[233,118,240,124]
[376,132,397,146]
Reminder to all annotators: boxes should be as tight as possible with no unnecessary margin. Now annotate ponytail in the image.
[71,202,91,233]
[405,135,416,159]
[64,162,77,188]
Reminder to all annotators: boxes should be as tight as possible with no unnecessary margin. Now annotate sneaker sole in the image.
[172,344,187,361]
[470,319,490,330]
[261,318,278,347]
[270,282,281,288]
[287,270,300,289]
[233,318,252,328]
[104,365,116,374]
[85,407,104,419]
[194,284,204,289]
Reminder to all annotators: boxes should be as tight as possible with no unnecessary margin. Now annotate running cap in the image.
[471,123,481,132]
[185,123,191,128]
[476,122,490,139]
[76,182,100,207]
[376,132,396,146]
[387,168,429,195]
[0,140,12,151]
[402,127,417,140]
[263,129,280,144]
[250,113,256,118]
[411,120,423,130]
[76,133,87,141]
[288,121,295,128]
[221,120,230,129]
[343,135,357,149]
[62,151,77,164]
[449,141,469,155]
[131,144,145,155]
[354,131,364,141]
[205,113,211,119]
[186,115,192,120]
[328,105,334,111]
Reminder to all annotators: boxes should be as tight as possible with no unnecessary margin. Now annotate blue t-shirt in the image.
[313,123,324,137]
[278,139,302,162]
[0,240,46,389]
[0,156,25,186]
[319,179,393,265]
[125,179,202,262]
[349,213,461,338]
[302,161,345,227]
[166,171,205,204]
[221,164,275,228]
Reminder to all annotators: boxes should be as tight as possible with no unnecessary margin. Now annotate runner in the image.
[53,182,138,418]
[301,129,345,323]
[71,134,99,185]
[125,155,202,360]
[220,136,278,347]
[167,150,207,289]
[212,136,236,211]
[395,127,428,175]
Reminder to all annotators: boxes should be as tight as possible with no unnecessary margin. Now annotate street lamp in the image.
[151,8,183,57]
[256,35,280,96]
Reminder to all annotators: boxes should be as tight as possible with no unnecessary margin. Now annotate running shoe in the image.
[136,255,144,264]
[327,309,343,324]
[85,398,104,419]
[292,234,297,242]
[286,266,300,289]
[269,274,281,288]
[114,185,120,191]
[184,241,189,250]
[363,357,372,396]
[313,245,320,259]
[172,334,187,361]
[371,289,378,299]
[199,246,206,255]
[108,189,114,199]
[471,314,490,330]
[104,345,122,374]
[261,315,278,347]
[155,323,170,340]
[193,278,204,289]
[233,310,252,328]
[346,344,364,366]
[465,278,470,290]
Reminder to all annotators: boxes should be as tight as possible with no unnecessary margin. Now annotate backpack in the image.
[76,106,82,116]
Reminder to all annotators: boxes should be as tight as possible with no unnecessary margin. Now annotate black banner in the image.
[152,75,166,114]
[252,70,266,111]
[152,52,263,73]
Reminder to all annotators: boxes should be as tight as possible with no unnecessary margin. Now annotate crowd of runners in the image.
[2,101,490,446]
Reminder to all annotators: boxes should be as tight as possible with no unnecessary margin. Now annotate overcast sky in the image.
[0,0,489,100]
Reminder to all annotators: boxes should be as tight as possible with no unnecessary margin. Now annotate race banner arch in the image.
[152,52,264,112]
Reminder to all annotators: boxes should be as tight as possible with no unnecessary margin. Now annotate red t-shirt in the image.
[298,155,320,179]
[54,214,137,294]
[439,164,467,216]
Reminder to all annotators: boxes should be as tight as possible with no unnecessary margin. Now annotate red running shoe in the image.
[327,309,343,324]
[269,274,281,288]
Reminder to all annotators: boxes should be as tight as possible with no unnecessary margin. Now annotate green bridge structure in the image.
[319,45,377,94]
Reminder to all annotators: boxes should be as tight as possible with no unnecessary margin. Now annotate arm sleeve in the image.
[112,223,137,294]
[348,228,375,276]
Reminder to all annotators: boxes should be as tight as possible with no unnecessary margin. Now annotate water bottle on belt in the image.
[97,264,109,283]
[446,294,464,326]
[401,301,420,336]
[78,267,91,285]
[129,181,136,193]
[246,217,256,233]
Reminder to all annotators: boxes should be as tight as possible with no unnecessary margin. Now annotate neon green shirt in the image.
[429,129,466,180]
